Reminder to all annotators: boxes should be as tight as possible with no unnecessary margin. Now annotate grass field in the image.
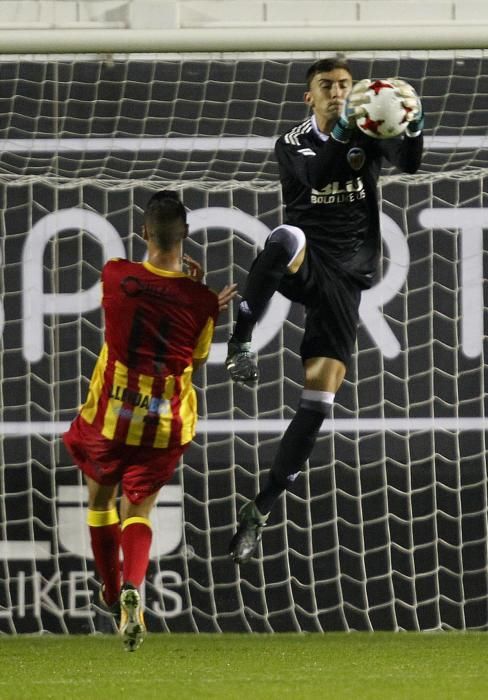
[0,632,486,699]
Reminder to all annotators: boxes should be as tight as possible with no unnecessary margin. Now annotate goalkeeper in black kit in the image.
[227,57,424,564]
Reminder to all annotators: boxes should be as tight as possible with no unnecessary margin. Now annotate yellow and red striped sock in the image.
[121,517,153,587]
[87,508,121,606]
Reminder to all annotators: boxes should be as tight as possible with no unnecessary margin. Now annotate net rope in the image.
[0,51,487,633]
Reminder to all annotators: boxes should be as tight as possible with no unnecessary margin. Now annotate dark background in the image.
[0,54,487,633]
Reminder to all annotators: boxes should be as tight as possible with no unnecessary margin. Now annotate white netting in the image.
[0,50,487,185]
[0,51,487,633]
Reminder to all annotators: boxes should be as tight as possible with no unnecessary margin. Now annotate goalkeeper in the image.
[64,192,236,650]
[227,57,423,564]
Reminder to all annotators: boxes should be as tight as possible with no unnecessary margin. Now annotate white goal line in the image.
[1,417,487,436]
[0,135,482,152]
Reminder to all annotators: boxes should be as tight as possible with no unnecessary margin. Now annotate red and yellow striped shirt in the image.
[79,259,219,448]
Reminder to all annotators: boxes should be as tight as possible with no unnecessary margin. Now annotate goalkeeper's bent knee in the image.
[267,225,306,267]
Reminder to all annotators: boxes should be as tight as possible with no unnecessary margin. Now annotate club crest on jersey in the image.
[347,147,366,171]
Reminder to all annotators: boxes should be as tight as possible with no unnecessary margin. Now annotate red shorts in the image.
[63,415,189,504]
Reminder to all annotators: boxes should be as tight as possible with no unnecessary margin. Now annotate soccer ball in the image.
[356,79,409,139]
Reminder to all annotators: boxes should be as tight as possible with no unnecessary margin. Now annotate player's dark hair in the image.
[146,189,181,205]
[143,191,187,251]
[306,57,352,88]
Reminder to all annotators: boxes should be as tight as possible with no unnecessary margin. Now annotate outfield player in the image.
[64,192,236,650]
[227,57,424,564]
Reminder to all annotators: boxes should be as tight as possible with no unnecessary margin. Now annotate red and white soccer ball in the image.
[356,79,409,139]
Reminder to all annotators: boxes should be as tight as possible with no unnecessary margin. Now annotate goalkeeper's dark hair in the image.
[306,57,352,88]
[143,191,187,251]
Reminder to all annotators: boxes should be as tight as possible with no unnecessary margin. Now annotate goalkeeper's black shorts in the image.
[278,253,362,367]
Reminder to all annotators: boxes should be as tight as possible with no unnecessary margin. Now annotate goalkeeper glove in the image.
[331,79,370,143]
[388,78,424,135]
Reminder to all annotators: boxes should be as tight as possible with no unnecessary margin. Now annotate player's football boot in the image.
[119,584,146,652]
[99,584,121,629]
[225,340,259,386]
[229,501,269,564]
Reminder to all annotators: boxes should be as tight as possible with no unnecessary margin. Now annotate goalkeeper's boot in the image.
[119,584,146,652]
[99,584,121,630]
[226,339,259,386]
[229,501,268,564]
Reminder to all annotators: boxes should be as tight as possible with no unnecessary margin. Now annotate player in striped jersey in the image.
[227,57,424,564]
[64,192,236,650]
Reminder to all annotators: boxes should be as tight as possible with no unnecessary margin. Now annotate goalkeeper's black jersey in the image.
[275,117,423,288]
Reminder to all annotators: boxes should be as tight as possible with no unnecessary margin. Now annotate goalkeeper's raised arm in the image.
[378,77,424,173]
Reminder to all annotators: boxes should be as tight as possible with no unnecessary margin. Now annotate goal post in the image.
[0,25,487,52]
[0,46,487,633]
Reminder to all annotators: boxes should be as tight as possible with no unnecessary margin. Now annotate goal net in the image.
[0,50,487,634]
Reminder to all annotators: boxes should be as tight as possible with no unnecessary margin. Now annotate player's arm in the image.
[378,79,424,174]
[192,313,216,371]
[192,286,233,371]
[192,286,237,371]
[182,253,237,369]
[193,357,209,372]
[379,132,423,174]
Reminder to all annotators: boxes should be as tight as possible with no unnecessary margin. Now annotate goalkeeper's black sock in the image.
[232,241,291,343]
[255,401,332,515]
[255,472,286,516]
